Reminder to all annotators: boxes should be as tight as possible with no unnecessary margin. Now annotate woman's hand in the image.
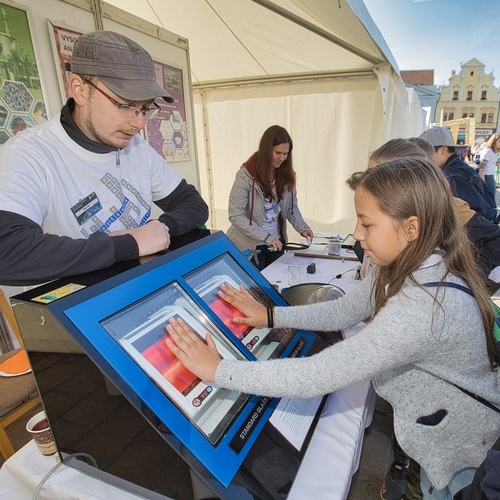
[165,317,221,383]
[218,283,268,327]
[301,229,314,245]
[270,238,283,251]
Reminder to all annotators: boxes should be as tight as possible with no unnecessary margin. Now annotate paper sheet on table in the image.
[489,266,500,283]
[313,232,342,239]
[297,237,328,255]
[269,395,323,450]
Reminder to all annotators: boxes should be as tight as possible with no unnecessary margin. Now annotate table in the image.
[289,369,375,499]
[0,248,376,500]
[0,374,375,500]
[261,247,362,294]
[262,250,376,500]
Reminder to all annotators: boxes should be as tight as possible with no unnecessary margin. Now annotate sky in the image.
[362,0,500,86]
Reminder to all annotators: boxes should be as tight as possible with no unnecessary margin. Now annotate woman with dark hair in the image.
[227,125,313,270]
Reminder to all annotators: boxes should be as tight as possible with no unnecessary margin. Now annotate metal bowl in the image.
[280,283,345,306]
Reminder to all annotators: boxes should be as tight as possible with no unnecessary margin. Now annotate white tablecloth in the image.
[0,440,168,499]
[261,246,362,294]
[263,251,376,499]
[288,325,376,499]
[0,371,375,500]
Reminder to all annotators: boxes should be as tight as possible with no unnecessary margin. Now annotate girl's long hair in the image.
[254,125,296,201]
[347,157,496,368]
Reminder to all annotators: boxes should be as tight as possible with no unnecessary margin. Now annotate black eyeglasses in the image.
[84,80,161,120]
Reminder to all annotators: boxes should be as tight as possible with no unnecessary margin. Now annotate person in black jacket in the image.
[0,31,208,286]
[454,436,500,500]
[408,137,500,290]
[420,127,498,223]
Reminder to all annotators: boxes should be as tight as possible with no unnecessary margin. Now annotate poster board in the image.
[1,0,199,187]
[0,2,48,144]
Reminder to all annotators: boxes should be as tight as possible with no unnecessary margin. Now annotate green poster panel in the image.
[0,3,47,144]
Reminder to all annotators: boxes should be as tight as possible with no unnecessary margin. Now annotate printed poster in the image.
[50,23,83,100]
[146,62,190,162]
[0,3,47,144]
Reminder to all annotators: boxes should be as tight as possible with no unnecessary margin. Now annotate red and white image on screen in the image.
[208,295,251,340]
[138,320,199,395]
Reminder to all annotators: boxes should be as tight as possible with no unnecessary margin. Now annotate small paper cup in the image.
[26,410,57,456]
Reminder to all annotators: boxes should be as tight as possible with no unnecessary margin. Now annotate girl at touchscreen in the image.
[166,157,500,500]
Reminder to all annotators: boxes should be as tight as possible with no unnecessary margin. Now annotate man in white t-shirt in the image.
[0,31,208,286]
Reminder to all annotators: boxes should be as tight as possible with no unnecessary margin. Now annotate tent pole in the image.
[193,70,374,91]
[199,91,217,229]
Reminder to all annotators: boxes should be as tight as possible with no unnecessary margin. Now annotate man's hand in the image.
[166,317,221,382]
[218,283,268,328]
[111,220,170,256]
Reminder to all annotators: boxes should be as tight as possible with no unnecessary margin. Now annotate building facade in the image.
[436,58,500,144]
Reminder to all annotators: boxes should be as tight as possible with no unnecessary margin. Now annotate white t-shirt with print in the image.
[480,147,498,177]
[0,114,181,239]
[261,184,280,242]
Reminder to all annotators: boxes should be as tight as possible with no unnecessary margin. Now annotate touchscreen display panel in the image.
[184,254,296,360]
[101,282,249,444]
[54,232,323,491]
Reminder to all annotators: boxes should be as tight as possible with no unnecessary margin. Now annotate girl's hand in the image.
[218,283,268,327]
[165,317,221,382]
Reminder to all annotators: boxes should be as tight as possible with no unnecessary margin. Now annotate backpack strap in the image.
[423,281,474,296]
[424,281,500,342]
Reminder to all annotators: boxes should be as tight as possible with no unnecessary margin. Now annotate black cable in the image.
[329,267,359,281]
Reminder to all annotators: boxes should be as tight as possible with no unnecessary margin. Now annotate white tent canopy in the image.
[103,0,424,234]
[104,0,399,84]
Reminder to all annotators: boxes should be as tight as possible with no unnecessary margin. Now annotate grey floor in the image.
[1,394,394,499]
[347,396,394,500]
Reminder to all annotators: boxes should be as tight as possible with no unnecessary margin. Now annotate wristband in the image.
[267,306,274,328]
